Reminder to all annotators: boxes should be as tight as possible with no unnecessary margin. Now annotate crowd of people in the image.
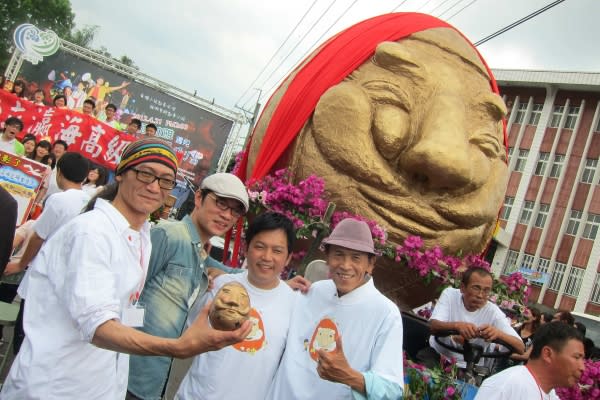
[0,89,598,399]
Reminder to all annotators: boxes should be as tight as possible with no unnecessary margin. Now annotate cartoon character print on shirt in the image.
[232,308,265,354]
[308,318,339,362]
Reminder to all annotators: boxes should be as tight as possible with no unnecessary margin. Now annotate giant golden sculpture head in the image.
[247,14,508,256]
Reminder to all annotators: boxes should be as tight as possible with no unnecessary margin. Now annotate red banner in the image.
[0,90,136,170]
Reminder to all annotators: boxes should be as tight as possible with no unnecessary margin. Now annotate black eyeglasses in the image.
[468,285,492,296]
[131,168,176,190]
[208,193,245,218]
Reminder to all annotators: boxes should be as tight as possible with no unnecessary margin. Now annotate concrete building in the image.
[490,69,600,315]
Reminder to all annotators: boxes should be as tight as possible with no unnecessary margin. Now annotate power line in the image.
[391,0,410,12]
[429,0,456,16]
[475,0,566,46]
[417,0,436,12]
[260,0,358,102]
[253,0,338,102]
[446,0,479,20]
[437,0,466,18]
[234,0,320,108]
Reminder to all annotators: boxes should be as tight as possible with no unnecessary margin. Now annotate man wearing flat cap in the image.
[1,139,251,400]
[127,172,252,400]
[267,218,404,400]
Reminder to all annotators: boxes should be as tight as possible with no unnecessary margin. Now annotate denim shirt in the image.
[127,215,239,400]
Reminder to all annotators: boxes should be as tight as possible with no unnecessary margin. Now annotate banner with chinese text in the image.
[15,49,235,185]
[0,90,135,170]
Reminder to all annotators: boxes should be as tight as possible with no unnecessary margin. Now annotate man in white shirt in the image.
[1,138,251,400]
[266,218,404,400]
[41,140,69,201]
[176,212,302,400]
[475,321,585,400]
[0,117,25,156]
[4,152,91,277]
[422,267,525,367]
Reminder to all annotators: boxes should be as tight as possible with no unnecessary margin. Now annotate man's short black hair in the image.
[53,140,68,151]
[105,103,117,111]
[130,118,142,129]
[555,310,575,326]
[53,94,67,105]
[83,98,96,108]
[146,123,157,131]
[56,152,90,183]
[530,321,584,360]
[245,212,295,254]
[4,117,23,131]
[461,267,493,286]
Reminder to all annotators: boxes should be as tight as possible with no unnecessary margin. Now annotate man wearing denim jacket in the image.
[127,173,249,400]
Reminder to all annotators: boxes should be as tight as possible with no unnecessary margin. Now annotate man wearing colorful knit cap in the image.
[116,137,179,177]
[2,138,251,400]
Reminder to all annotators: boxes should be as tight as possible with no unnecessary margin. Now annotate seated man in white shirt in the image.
[475,321,585,400]
[421,267,524,368]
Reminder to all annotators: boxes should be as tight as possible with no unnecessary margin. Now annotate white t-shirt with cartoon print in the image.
[266,279,404,400]
[175,271,298,400]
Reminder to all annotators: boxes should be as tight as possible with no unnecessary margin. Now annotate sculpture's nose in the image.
[400,95,474,191]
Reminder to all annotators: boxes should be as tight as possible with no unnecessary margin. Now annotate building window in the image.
[519,201,535,225]
[566,210,583,236]
[521,253,535,269]
[535,152,550,176]
[514,149,529,172]
[591,273,600,304]
[502,250,519,275]
[596,117,600,133]
[582,213,600,240]
[549,105,564,128]
[500,196,514,220]
[581,158,598,184]
[507,147,514,162]
[564,106,580,130]
[534,203,550,228]
[549,154,565,178]
[528,104,544,126]
[514,102,528,124]
[531,258,551,287]
[564,266,585,297]
[548,262,567,291]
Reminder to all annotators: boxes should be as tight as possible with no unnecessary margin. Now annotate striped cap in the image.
[116,138,178,176]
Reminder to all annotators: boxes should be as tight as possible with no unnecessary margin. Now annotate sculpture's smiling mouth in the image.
[359,185,485,238]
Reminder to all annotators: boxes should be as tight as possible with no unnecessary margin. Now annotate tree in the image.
[0,0,75,70]
[66,24,99,48]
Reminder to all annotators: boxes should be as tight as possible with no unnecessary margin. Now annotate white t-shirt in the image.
[18,189,90,299]
[429,287,521,364]
[176,271,298,400]
[266,279,404,400]
[1,199,152,400]
[43,168,61,201]
[35,189,90,240]
[475,365,560,400]
[0,137,17,153]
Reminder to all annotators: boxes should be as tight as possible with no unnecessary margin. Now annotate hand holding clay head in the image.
[209,282,251,331]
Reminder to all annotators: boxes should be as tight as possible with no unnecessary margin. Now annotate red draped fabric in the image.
[227,12,507,264]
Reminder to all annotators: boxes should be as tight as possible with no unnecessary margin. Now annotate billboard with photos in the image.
[16,49,234,185]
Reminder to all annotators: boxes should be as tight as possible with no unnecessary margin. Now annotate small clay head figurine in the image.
[209,282,251,331]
